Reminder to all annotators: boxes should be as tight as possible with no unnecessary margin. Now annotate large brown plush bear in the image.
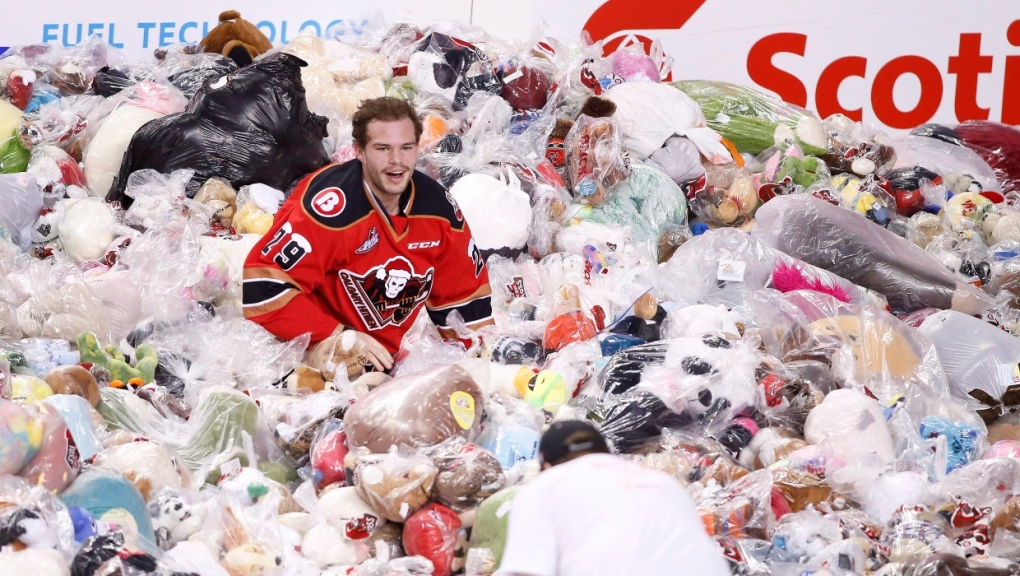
[200,11,273,67]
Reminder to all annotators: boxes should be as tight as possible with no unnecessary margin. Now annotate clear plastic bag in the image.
[893,133,1000,194]
[18,94,103,150]
[403,502,463,576]
[674,80,827,157]
[955,121,1020,196]
[605,81,733,163]
[427,437,505,511]
[660,226,882,311]
[568,164,687,262]
[448,170,533,258]
[819,114,897,177]
[564,113,630,205]
[391,312,471,379]
[592,335,763,454]
[123,169,193,231]
[0,172,43,250]
[918,310,1020,424]
[0,475,77,558]
[752,193,994,315]
[15,279,111,344]
[345,363,483,454]
[348,447,438,522]
[79,80,188,199]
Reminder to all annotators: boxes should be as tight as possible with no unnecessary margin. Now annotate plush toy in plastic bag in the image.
[348,448,437,522]
[594,334,762,454]
[918,310,1020,424]
[955,121,1020,196]
[107,53,330,207]
[0,172,43,250]
[674,80,827,157]
[0,475,77,558]
[567,163,687,262]
[819,114,896,177]
[753,194,994,315]
[407,32,502,111]
[81,81,187,199]
[403,502,463,576]
[660,227,881,311]
[344,364,484,453]
[17,94,102,151]
[564,98,631,205]
[448,170,532,259]
[0,99,31,173]
[428,437,505,511]
[605,81,733,164]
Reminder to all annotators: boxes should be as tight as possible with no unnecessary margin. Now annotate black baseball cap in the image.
[539,420,610,466]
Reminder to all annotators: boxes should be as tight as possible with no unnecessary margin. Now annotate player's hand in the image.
[348,330,393,371]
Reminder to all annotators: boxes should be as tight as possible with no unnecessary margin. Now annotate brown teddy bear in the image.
[200,11,274,68]
[430,439,505,511]
[347,449,437,523]
[193,178,238,230]
[343,364,484,454]
[42,365,99,407]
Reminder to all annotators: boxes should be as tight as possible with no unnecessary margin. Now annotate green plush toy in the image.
[0,100,30,173]
[776,155,824,189]
[468,486,523,571]
[673,80,827,157]
[77,331,158,384]
[96,385,276,485]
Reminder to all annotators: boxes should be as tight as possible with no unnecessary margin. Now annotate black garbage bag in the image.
[107,52,329,207]
[165,54,237,99]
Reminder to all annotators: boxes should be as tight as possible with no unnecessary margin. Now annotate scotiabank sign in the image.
[478,0,1019,132]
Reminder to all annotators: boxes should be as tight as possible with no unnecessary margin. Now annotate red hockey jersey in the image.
[242,160,493,353]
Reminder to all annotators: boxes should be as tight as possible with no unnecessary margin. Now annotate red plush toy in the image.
[402,503,462,576]
[501,66,550,111]
[542,285,598,353]
[6,70,35,110]
[955,121,1020,196]
[311,424,350,491]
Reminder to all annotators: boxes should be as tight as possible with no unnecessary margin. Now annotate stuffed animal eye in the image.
[697,389,713,406]
[702,335,730,349]
[682,357,715,376]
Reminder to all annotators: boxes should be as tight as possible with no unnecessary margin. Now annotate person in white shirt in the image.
[496,420,732,576]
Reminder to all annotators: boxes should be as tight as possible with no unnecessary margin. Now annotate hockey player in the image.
[242,97,493,371]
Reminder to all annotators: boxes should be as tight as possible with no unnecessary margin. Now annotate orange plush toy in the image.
[200,11,273,67]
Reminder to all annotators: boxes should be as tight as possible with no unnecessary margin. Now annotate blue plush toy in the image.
[919,416,980,474]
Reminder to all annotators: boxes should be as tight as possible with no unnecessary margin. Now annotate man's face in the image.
[356,118,419,201]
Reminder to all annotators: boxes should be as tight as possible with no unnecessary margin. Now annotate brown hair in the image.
[351,97,423,148]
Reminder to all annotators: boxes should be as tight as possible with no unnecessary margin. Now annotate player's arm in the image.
[425,221,494,340]
[242,177,343,344]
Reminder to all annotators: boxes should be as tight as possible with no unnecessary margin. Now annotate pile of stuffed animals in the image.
[3,8,1020,576]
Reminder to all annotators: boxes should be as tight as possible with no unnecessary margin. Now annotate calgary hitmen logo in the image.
[340,257,434,329]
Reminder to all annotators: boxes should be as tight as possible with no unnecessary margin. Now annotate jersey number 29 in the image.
[261,222,312,271]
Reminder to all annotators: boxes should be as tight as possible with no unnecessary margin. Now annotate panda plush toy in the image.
[595,334,762,454]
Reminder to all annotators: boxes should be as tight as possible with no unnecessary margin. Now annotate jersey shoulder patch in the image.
[409,172,466,231]
[299,162,371,229]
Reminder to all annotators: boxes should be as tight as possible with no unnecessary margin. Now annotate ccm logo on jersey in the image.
[311,187,346,217]
[408,240,440,249]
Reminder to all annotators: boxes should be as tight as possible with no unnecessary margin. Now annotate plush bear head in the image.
[348,449,437,523]
[431,440,505,511]
[200,11,273,68]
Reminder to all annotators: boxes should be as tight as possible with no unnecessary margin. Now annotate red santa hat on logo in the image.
[375,257,414,281]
